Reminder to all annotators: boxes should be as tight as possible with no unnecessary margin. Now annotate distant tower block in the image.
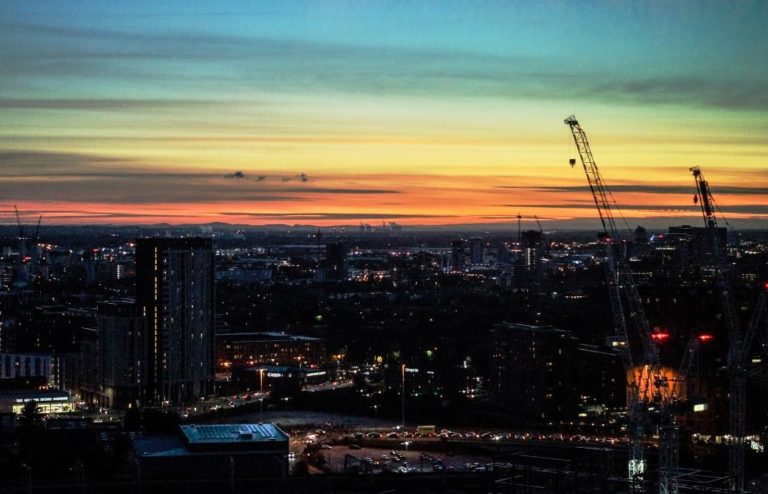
[451,240,466,271]
[521,230,543,272]
[469,237,484,265]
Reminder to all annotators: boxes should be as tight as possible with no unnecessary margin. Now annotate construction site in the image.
[559,116,767,494]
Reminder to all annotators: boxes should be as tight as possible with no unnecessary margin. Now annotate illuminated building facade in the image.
[216,332,326,372]
[0,389,75,414]
[232,364,328,395]
[136,238,214,405]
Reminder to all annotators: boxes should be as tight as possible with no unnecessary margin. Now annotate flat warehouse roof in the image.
[181,424,288,445]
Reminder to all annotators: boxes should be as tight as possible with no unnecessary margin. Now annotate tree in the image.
[20,401,41,427]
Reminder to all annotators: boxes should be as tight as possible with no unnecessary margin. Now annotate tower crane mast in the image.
[690,166,764,493]
[564,116,631,368]
[565,115,670,492]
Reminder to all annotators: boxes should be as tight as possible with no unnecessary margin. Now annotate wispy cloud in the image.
[499,203,768,216]
[497,184,767,196]
[220,212,454,220]
[3,20,767,111]
[0,150,401,203]
[0,98,231,111]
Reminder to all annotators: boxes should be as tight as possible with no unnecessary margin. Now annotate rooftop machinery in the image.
[564,115,675,493]
[690,166,768,493]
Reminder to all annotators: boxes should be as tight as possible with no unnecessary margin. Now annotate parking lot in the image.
[316,444,493,474]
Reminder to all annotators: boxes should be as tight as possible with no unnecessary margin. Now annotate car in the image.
[349,444,362,450]
[386,432,399,438]
[321,444,333,449]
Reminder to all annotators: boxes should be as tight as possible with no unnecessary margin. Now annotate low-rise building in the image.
[216,332,326,372]
[0,388,75,414]
[133,423,289,481]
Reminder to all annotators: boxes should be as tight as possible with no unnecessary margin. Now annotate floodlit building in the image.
[0,388,75,414]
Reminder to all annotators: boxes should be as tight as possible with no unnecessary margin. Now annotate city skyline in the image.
[1,1,767,227]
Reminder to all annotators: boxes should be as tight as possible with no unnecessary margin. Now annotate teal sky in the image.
[0,1,766,226]
[3,1,767,103]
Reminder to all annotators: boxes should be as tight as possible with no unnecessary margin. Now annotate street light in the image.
[259,368,265,422]
[401,363,406,429]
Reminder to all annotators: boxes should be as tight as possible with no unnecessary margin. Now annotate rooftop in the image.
[241,365,326,376]
[216,331,323,342]
[180,423,288,446]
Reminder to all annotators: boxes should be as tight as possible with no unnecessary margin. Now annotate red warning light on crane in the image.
[651,332,670,343]
[697,334,714,343]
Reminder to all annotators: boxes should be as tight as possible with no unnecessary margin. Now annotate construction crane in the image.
[9,207,43,286]
[534,214,550,256]
[690,166,768,492]
[29,215,42,280]
[13,205,27,259]
[32,215,42,243]
[565,115,671,492]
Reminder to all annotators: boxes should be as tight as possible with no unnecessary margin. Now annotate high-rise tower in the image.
[136,237,214,405]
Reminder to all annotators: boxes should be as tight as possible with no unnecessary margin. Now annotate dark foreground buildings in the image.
[79,299,145,408]
[488,323,579,421]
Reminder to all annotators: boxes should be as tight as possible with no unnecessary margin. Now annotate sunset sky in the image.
[1,1,767,228]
